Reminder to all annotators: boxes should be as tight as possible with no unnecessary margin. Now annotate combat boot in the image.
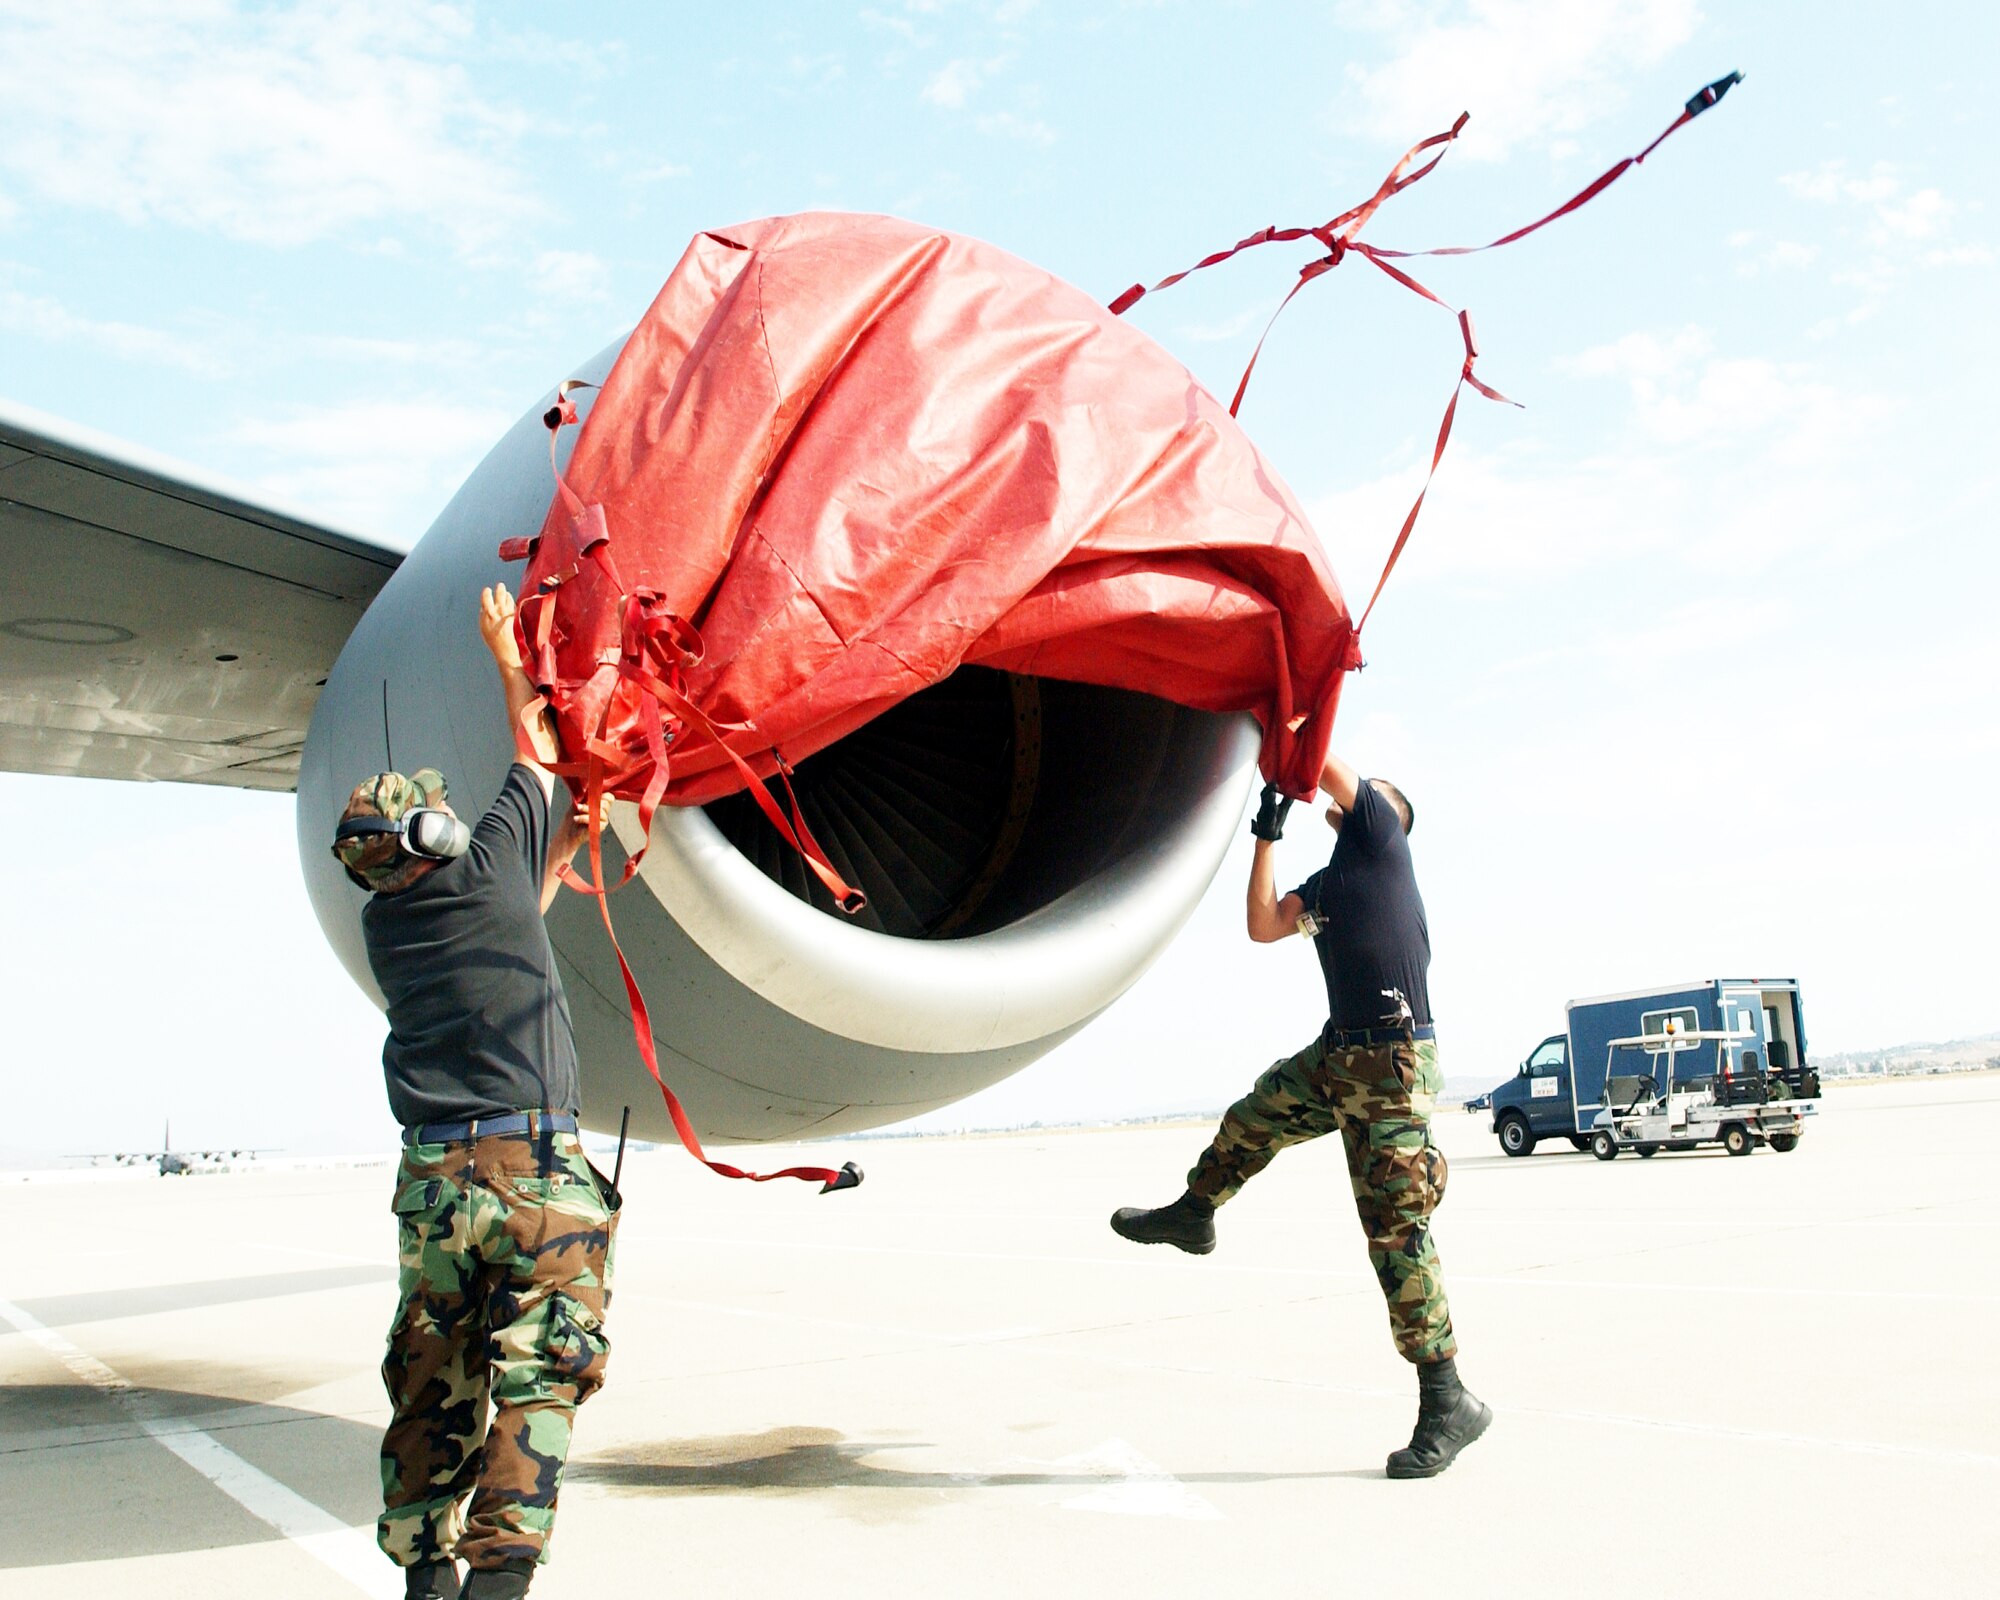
[1385,1356,1491,1479]
[461,1560,534,1599]
[1109,1191,1216,1255]
[405,1561,460,1600]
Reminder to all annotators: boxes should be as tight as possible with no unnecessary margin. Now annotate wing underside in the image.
[0,406,403,791]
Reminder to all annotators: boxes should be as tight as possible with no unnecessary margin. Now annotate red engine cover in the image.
[518,211,1358,807]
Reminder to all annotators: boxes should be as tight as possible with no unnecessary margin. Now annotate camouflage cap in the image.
[332,768,449,891]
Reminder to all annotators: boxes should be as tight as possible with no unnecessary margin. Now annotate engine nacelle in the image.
[297,347,1257,1143]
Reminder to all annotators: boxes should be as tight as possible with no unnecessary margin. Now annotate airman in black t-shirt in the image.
[331,584,617,1600]
[1109,751,1490,1480]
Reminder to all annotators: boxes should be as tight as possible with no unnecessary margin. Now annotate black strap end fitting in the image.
[821,1161,864,1194]
[1686,70,1743,117]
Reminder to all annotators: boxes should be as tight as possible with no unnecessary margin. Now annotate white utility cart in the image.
[1588,1022,1819,1159]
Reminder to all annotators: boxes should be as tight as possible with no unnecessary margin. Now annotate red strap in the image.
[1108,111,1471,318]
[1108,74,1742,632]
[575,796,860,1193]
[1353,308,1517,635]
[495,389,867,1193]
[1363,73,1741,264]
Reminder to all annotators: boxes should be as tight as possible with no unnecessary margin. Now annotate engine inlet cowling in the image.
[300,337,1259,1147]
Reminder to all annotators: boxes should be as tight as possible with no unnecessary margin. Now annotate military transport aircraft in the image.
[73,1119,278,1177]
[0,386,1256,1151]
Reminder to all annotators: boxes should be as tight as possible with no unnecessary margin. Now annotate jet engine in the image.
[297,347,1258,1145]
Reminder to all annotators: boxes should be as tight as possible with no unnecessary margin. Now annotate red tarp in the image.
[517,211,1356,808]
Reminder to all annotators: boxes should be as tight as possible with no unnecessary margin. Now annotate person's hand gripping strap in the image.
[1250,782,1293,842]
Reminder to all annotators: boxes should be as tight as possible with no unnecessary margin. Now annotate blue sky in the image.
[2,1,1994,1158]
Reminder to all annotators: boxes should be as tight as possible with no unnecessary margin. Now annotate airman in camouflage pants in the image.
[1187,1031,1454,1363]
[379,1130,619,1574]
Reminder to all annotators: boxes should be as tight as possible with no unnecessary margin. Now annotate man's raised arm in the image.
[479,582,560,801]
[1319,752,1361,813]
[1246,782,1307,943]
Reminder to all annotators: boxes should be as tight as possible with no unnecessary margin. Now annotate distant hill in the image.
[1814,1031,2000,1078]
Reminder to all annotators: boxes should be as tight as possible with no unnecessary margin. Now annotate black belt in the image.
[1326,1024,1437,1047]
[403,1111,578,1147]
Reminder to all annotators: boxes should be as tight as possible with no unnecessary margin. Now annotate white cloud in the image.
[1780,161,1897,205]
[0,285,227,375]
[533,248,612,303]
[860,7,925,43]
[1924,244,1995,267]
[1307,324,1895,605]
[976,110,1056,146]
[1173,307,1264,344]
[1877,187,1953,241]
[1780,161,1985,261]
[922,57,984,108]
[0,0,541,255]
[229,396,515,541]
[1563,324,1711,381]
[1337,0,1702,160]
[1729,235,1820,277]
[300,331,487,368]
[1563,326,1889,466]
[783,51,847,86]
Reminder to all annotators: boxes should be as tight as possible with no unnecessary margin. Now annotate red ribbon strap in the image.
[1109,73,1743,634]
[496,388,866,1193]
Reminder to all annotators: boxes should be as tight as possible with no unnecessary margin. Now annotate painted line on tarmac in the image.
[0,1293,396,1597]
[1045,1437,1223,1519]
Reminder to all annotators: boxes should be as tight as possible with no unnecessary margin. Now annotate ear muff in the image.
[403,808,470,861]
[332,810,468,863]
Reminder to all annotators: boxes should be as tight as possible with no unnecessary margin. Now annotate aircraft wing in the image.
[0,404,404,792]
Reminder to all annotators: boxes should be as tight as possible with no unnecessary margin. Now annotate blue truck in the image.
[1486,979,1820,1159]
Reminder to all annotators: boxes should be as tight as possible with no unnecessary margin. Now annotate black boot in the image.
[1109,1191,1216,1255]
[1385,1356,1491,1479]
[461,1560,534,1599]
[405,1561,461,1600]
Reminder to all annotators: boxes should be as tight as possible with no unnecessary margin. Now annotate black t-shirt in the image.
[1290,778,1432,1031]
[362,763,581,1128]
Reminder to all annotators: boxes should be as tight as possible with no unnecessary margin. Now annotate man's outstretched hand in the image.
[566,787,615,835]
[480,583,525,672]
[1251,782,1293,842]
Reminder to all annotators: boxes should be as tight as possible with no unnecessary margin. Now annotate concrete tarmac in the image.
[3,1074,1995,1598]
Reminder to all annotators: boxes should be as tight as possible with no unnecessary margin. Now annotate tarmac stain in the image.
[575,1427,948,1524]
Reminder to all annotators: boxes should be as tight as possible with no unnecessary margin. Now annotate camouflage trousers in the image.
[1187,1032,1455,1364]
[378,1128,619,1572]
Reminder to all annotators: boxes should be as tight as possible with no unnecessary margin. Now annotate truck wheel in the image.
[1497,1115,1536,1157]
[1567,1135,1591,1153]
[1768,1132,1800,1153]
[1722,1123,1755,1157]
[1635,1143,1660,1158]
[1591,1130,1619,1161]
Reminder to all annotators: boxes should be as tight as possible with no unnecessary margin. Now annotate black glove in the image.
[1250,782,1293,842]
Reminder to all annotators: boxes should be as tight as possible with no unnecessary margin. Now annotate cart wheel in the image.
[1722,1123,1755,1157]
[1591,1130,1619,1161]
[1498,1115,1536,1157]
[1635,1143,1660,1158]
[1567,1135,1591,1153]
[1768,1132,1800,1153]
